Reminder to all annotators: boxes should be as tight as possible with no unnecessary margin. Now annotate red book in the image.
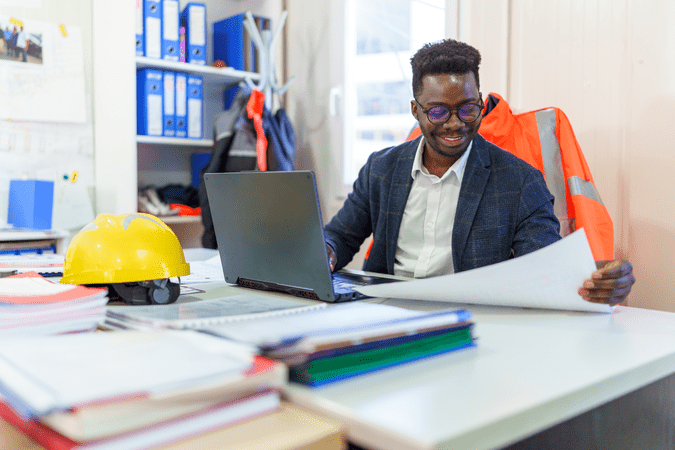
[0,389,280,450]
[0,271,107,305]
[33,356,285,442]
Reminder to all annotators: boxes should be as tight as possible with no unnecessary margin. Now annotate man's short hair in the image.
[410,39,482,98]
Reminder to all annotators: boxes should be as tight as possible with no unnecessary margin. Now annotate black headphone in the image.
[107,279,181,305]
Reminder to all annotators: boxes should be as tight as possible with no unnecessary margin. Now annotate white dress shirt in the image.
[393,137,472,278]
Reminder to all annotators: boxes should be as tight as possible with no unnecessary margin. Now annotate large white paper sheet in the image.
[356,229,613,313]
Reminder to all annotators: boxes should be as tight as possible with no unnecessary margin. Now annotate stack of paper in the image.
[0,253,65,276]
[0,271,107,335]
[0,330,286,449]
[201,302,476,387]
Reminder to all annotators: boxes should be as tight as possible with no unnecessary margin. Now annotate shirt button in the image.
[427,222,433,227]
[420,258,427,263]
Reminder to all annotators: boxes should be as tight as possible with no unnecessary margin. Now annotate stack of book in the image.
[202,302,476,386]
[106,297,476,387]
[0,271,107,335]
[0,253,65,276]
[0,330,286,449]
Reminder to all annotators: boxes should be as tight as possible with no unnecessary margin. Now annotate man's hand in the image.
[579,259,635,306]
[326,244,337,272]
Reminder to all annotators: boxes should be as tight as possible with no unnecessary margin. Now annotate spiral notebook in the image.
[104,294,327,331]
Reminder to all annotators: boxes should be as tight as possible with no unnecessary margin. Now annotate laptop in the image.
[203,171,398,302]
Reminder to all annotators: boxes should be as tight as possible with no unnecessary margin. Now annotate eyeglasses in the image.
[414,99,483,125]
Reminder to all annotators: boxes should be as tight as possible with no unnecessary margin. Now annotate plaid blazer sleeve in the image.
[324,140,417,272]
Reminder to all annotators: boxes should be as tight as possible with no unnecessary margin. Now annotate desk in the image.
[0,402,346,450]
[281,299,675,450]
[169,280,675,449]
[46,274,675,449]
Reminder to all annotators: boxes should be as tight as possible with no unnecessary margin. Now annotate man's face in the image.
[411,72,482,165]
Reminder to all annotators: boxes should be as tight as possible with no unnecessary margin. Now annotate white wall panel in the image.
[458,0,509,98]
[475,0,673,311]
[624,0,675,312]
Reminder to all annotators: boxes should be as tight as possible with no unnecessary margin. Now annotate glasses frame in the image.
[414,99,484,125]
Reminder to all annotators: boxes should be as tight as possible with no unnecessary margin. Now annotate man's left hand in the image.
[579,259,635,306]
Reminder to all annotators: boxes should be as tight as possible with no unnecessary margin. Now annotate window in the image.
[341,0,446,185]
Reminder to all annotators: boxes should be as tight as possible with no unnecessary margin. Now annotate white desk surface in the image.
[174,261,675,450]
[278,298,675,450]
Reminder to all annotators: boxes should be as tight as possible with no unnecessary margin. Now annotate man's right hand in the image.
[326,244,337,272]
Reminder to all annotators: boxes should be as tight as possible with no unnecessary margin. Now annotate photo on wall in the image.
[0,17,43,65]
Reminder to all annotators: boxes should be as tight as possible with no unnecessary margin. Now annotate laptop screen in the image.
[204,171,338,301]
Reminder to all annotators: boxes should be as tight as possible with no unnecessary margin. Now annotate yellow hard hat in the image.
[61,213,190,304]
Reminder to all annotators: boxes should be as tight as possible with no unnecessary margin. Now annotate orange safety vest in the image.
[403,92,614,261]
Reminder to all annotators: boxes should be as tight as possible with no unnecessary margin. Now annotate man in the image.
[0,26,5,56]
[10,26,18,59]
[16,26,28,62]
[324,38,634,306]
[6,26,15,58]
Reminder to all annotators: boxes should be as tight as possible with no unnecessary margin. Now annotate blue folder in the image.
[175,73,188,138]
[162,71,176,137]
[136,0,144,56]
[213,12,271,72]
[137,69,164,136]
[143,0,162,59]
[161,0,180,61]
[215,13,271,109]
[181,3,206,65]
[186,75,203,139]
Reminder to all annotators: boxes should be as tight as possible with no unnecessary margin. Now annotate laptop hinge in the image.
[237,278,324,301]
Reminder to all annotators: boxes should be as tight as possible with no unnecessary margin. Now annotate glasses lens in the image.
[426,106,450,124]
[458,104,481,122]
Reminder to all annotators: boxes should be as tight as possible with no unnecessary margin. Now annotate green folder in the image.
[290,328,475,386]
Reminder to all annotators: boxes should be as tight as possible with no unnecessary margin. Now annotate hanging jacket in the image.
[402,93,613,260]
[198,84,297,248]
[478,93,613,261]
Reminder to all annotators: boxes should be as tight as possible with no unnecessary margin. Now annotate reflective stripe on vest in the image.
[568,176,604,205]
[536,109,605,209]
[535,109,568,220]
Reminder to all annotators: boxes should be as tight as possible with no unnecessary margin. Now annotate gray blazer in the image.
[324,134,561,274]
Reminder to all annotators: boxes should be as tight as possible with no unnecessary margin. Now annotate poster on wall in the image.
[0,17,86,123]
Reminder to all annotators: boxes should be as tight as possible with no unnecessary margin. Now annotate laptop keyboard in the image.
[331,273,369,295]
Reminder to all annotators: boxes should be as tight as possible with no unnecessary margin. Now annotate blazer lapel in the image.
[385,140,417,273]
[453,135,491,269]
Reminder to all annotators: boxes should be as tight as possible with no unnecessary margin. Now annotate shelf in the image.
[135,56,260,85]
[136,135,214,147]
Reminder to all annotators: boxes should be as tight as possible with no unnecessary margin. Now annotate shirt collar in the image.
[411,136,473,182]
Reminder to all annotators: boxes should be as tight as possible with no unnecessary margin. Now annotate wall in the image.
[0,0,94,231]
[458,0,675,312]
[284,0,334,218]
[92,0,136,216]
